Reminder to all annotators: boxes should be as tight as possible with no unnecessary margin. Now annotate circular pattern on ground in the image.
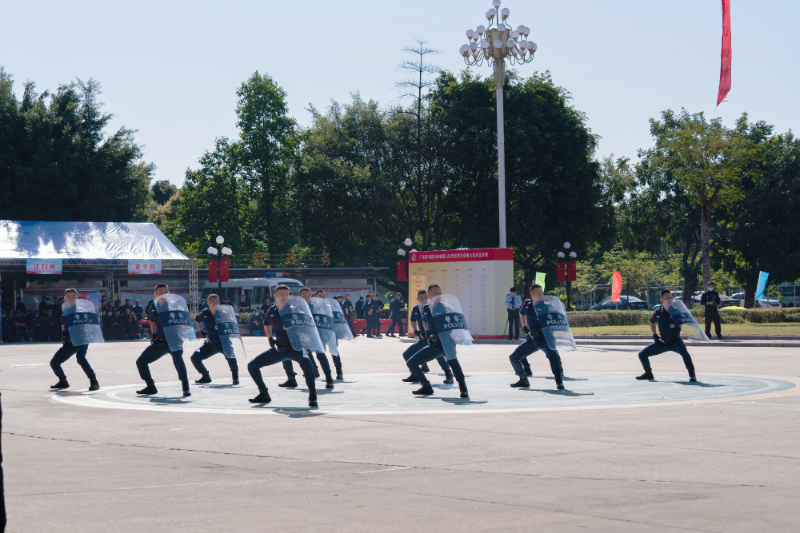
[50,372,798,415]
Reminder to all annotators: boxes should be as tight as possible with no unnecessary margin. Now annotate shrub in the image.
[567,313,611,327]
[720,315,744,324]
[742,309,787,323]
[567,310,650,326]
[237,312,252,325]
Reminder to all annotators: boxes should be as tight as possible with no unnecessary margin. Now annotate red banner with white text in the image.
[717,0,731,106]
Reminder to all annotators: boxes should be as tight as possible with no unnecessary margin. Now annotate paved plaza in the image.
[2,337,799,532]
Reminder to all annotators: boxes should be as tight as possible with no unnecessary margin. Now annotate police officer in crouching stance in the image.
[636,289,697,382]
[401,289,453,384]
[190,294,239,385]
[49,288,99,391]
[247,284,318,406]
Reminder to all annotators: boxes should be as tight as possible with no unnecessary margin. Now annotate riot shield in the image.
[155,293,202,353]
[429,294,475,360]
[327,297,354,343]
[310,297,338,355]
[662,298,710,342]
[532,295,577,352]
[213,305,246,360]
[278,296,325,353]
[62,299,104,346]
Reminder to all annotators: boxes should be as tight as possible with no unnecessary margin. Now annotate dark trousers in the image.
[403,338,451,374]
[704,308,722,338]
[370,313,380,335]
[407,344,464,382]
[190,341,238,376]
[638,338,695,372]
[507,309,520,339]
[248,345,316,393]
[388,314,405,335]
[509,335,562,379]
[50,343,94,380]
[360,314,370,334]
[345,315,355,335]
[136,341,187,382]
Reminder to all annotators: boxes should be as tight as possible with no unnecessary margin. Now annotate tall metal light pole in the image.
[459,0,536,249]
[207,235,232,297]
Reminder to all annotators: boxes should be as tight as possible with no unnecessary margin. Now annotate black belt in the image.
[276,341,291,346]
[152,336,167,343]
[661,335,680,342]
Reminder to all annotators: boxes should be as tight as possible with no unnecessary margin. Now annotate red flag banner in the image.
[208,260,218,283]
[220,257,230,282]
[397,260,407,282]
[611,270,622,303]
[567,261,577,282]
[556,262,567,282]
[717,0,731,106]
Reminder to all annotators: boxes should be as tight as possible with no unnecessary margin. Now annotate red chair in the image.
[15,322,32,342]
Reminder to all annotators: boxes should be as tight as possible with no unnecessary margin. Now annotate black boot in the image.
[636,370,655,381]
[88,376,100,391]
[335,367,343,380]
[412,379,434,395]
[457,378,469,398]
[556,376,565,390]
[402,373,419,383]
[510,375,530,388]
[443,371,454,385]
[279,377,298,388]
[195,372,212,384]
[50,378,69,389]
[232,370,239,385]
[308,392,318,407]
[522,360,533,377]
[421,363,431,373]
[249,388,271,403]
[137,380,158,395]
[687,365,697,382]
[313,365,320,378]
[181,379,191,397]
[325,373,334,389]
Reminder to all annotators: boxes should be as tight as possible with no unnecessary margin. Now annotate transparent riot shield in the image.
[277,295,325,353]
[429,294,475,360]
[310,297,338,355]
[155,293,202,353]
[327,297,354,343]
[662,298,710,342]
[213,304,246,360]
[532,296,577,352]
[62,299,104,346]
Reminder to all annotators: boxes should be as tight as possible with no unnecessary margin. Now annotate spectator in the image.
[238,293,251,312]
[114,300,122,312]
[221,296,232,306]
[122,308,139,339]
[44,309,59,341]
[15,298,25,314]
[249,309,265,336]
[355,297,365,319]
[260,297,272,314]
[103,310,115,339]
[1,312,13,342]
[31,312,46,341]
[131,300,144,319]
[112,309,125,339]
[53,298,64,317]
[121,299,132,313]
[38,297,50,315]
[101,297,112,314]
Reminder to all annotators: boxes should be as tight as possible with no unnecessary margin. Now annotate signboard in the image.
[408,248,513,339]
[26,259,62,275]
[127,260,162,274]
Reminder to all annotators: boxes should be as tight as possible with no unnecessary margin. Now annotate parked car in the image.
[590,296,648,311]
[730,293,781,307]
[692,294,736,308]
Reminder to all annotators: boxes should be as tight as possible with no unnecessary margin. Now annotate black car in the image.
[590,296,648,311]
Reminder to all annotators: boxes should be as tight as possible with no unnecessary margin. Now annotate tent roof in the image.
[0,221,188,260]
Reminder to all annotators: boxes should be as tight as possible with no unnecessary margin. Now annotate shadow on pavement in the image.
[527,389,595,397]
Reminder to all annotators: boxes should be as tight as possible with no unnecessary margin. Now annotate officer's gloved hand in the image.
[268,336,276,348]
[198,330,207,339]
[653,333,660,342]
[522,326,530,334]
[413,330,420,337]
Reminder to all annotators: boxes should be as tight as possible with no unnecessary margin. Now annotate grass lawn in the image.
[570,323,800,336]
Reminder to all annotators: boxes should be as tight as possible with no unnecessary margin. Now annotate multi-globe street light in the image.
[459,0,537,248]
[207,235,232,295]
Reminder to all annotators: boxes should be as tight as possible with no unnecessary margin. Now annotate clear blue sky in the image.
[1,0,797,186]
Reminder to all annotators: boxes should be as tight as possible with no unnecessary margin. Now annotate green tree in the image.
[151,180,178,205]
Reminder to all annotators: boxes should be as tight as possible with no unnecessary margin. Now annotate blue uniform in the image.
[406,304,464,383]
[190,307,238,378]
[50,313,95,382]
[509,299,563,381]
[247,304,316,394]
[387,298,405,335]
[700,289,722,338]
[249,313,265,336]
[403,305,451,375]
[637,305,695,373]
[136,299,189,383]
[341,299,356,335]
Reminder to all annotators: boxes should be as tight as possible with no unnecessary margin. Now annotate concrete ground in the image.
[1,336,799,532]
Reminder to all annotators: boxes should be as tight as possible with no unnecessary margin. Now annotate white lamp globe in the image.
[470,41,478,51]
[501,7,509,19]
[216,235,224,244]
[404,238,413,246]
[207,247,216,255]
[507,38,516,48]
[480,40,490,49]
[557,252,565,259]
[569,252,577,259]
[222,247,232,255]
[493,39,503,48]
[410,249,417,253]
[397,249,406,256]
[466,29,474,39]
[476,25,485,34]
[511,30,519,40]
[492,0,501,7]
[529,42,537,52]
[498,23,506,31]
[488,8,497,17]
[563,242,571,249]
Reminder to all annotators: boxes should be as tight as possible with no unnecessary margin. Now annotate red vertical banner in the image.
[556,262,566,282]
[397,260,407,282]
[208,260,218,282]
[567,261,577,282]
[220,257,230,282]
[717,0,731,106]
[611,271,622,302]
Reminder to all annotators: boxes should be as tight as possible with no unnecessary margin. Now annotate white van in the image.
[780,284,800,307]
[202,276,305,310]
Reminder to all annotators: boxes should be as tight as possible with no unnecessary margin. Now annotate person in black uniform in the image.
[355,297,365,320]
[636,289,697,382]
[279,288,333,388]
[131,299,144,319]
[700,282,723,340]
[405,284,468,398]
[102,310,115,339]
[1,312,13,343]
[43,309,58,341]
[507,284,564,390]
[401,289,452,384]
[135,283,191,397]
[249,309,265,336]
[49,288,99,391]
[190,294,239,385]
[361,295,373,337]
[373,294,385,337]
[30,311,46,341]
[259,297,272,315]
[341,293,357,337]
[387,293,406,337]
[237,293,251,313]
[247,284,318,406]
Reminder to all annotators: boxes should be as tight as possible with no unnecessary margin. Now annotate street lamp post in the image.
[459,0,536,249]
[557,242,577,311]
[207,235,232,297]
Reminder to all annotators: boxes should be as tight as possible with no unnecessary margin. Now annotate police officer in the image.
[361,295,373,337]
[505,288,522,340]
[401,289,453,384]
[49,288,99,391]
[341,293,358,337]
[190,294,239,385]
[387,292,405,337]
[372,294,384,338]
[355,296,365,320]
[278,288,331,387]
[31,311,45,341]
[44,309,58,341]
[508,284,564,390]
[636,289,697,382]
[700,282,723,340]
[249,309,264,336]
[135,283,192,397]
[405,284,468,398]
[131,299,144,319]
[247,284,318,406]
